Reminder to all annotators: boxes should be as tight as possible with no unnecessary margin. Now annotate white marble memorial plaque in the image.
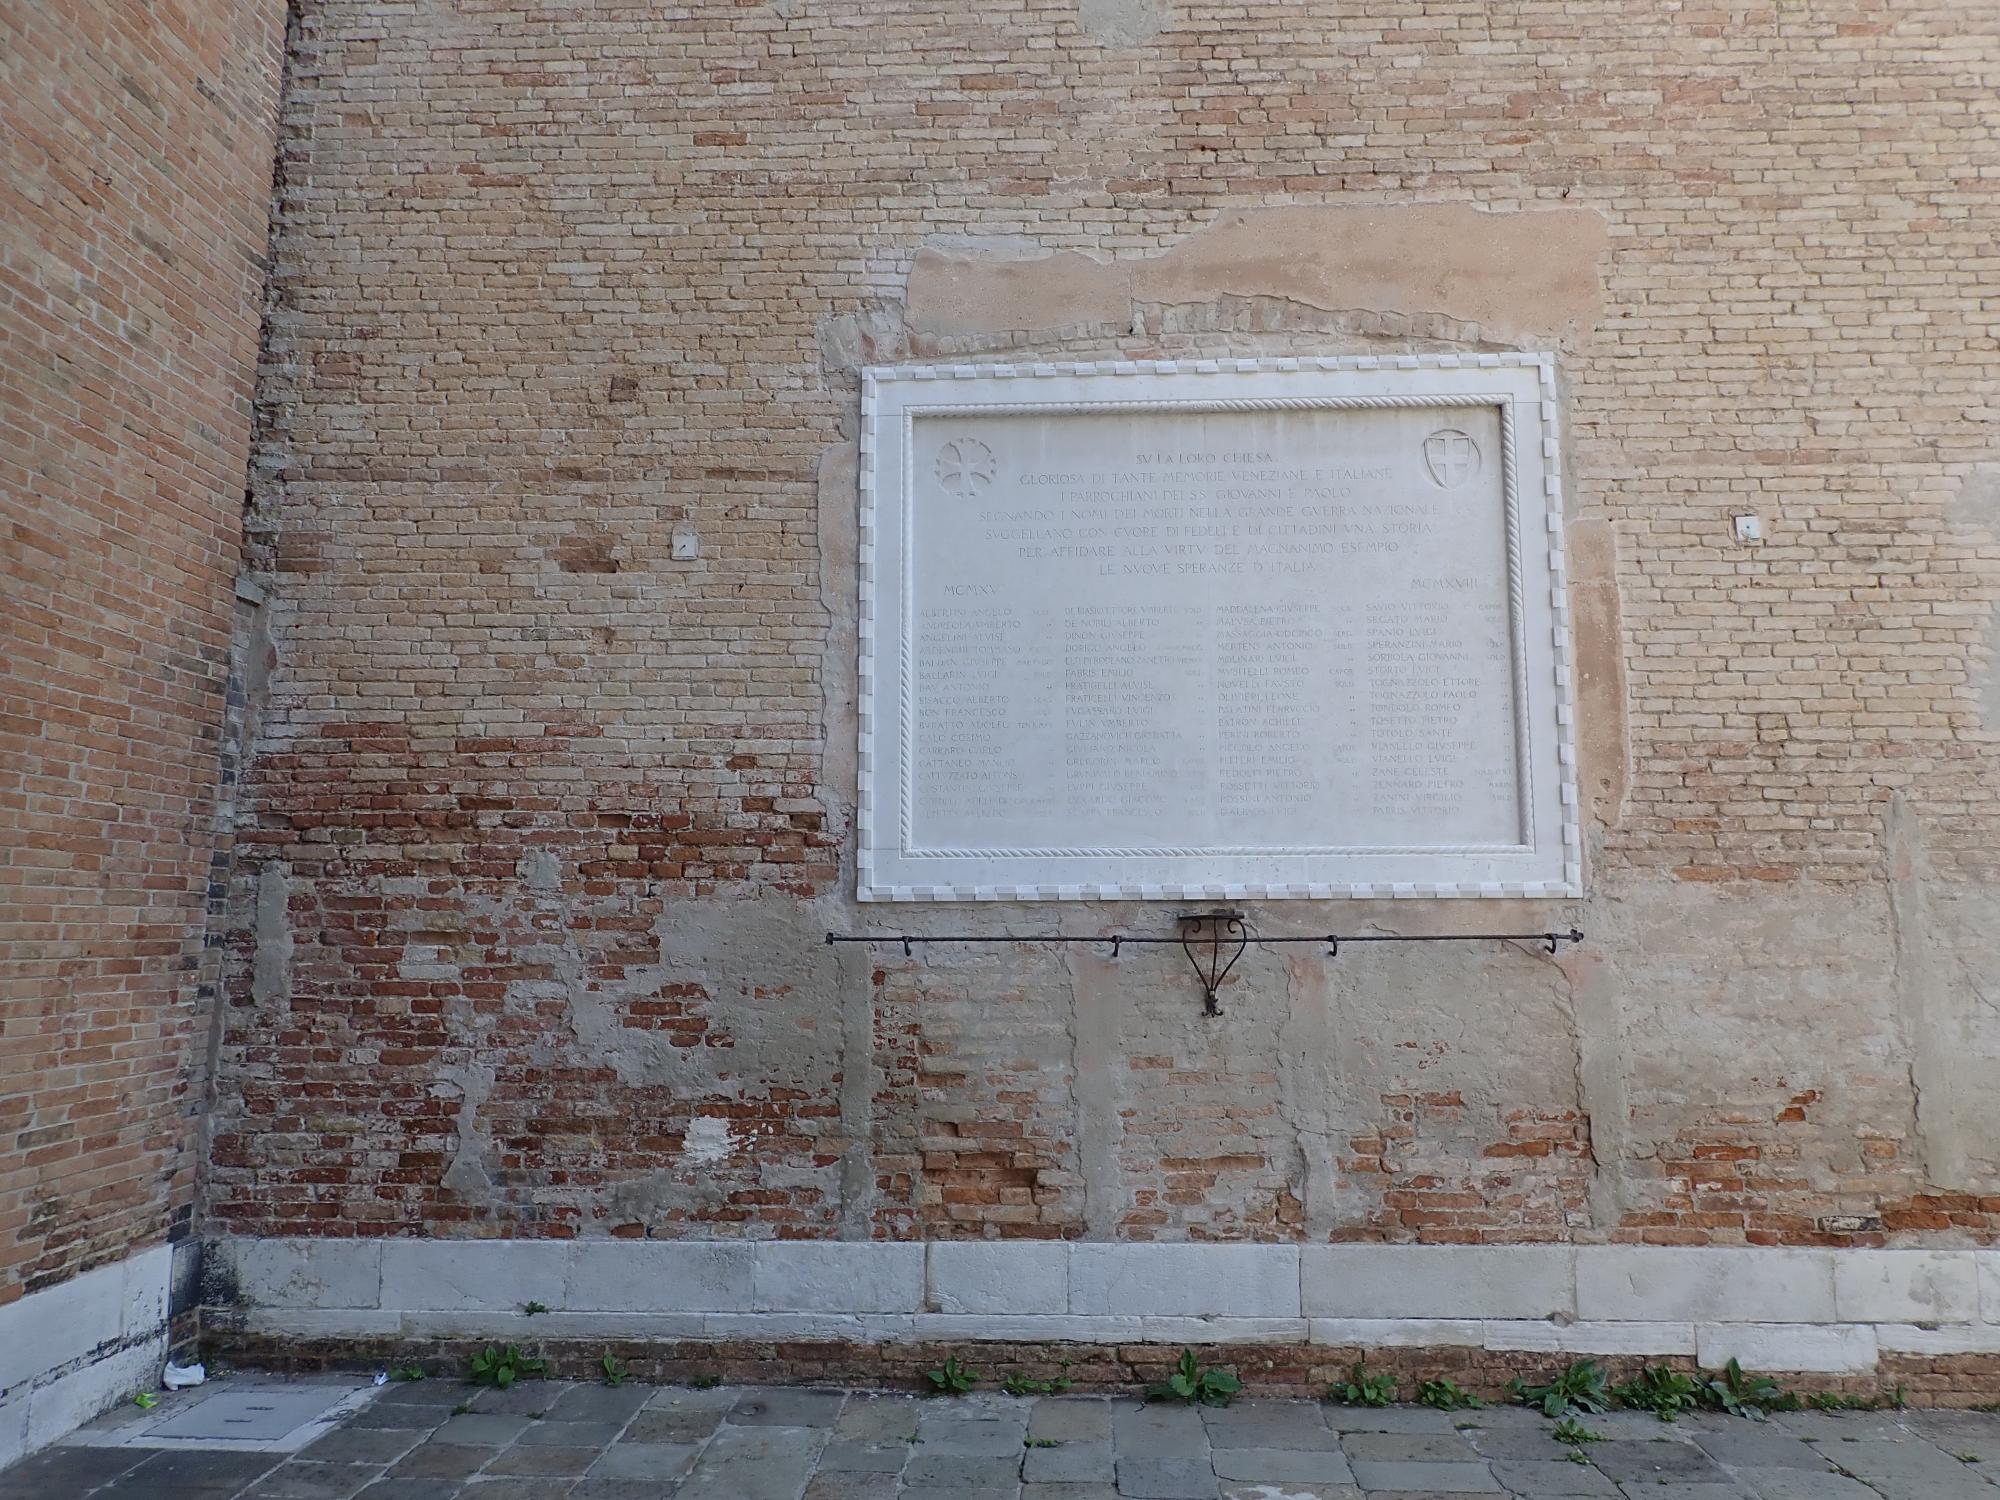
[857,355,1580,901]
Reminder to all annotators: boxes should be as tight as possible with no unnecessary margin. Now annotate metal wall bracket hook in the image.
[1179,910,1249,1016]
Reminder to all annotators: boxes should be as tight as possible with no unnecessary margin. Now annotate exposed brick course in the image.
[202,1328,2000,1409]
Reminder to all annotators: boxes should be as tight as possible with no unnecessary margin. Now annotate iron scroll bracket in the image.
[1179,910,1248,1016]
[824,925,1585,1017]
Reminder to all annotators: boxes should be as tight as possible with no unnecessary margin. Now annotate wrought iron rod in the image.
[825,928,1583,948]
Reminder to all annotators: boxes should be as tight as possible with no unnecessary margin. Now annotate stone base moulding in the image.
[208,1239,2000,1382]
[0,1242,174,1468]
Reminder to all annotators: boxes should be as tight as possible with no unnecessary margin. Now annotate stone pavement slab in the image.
[20,1377,2000,1500]
[341,1404,450,1433]
[295,1428,423,1466]
[621,1404,721,1442]
[1023,1438,1113,1482]
[1590,1437,1731,1484]
[1490,1456,1623,1495]
[677,1462,826,1499]
[918,1413,1030,1455]
[467,1384,569,1417]
[1032,1398,1116,1443]
[385,1444,491,1481]
[1907,1410,2000,1464]
[1773,1410,1913,1441]
[1202,1400,1341,1450]
[585,1439,701,1480]
[817,1436,907,1470]
[1460,1420,1577,1460]
[1325,1406,1462,1434]
[1117,1453,1222,1497]
[1584,1411,1709,1439]
[643,1384,737,1410]
[1736,1468,1883,1499]
[512,1419,621,1448]
[430,1414,529,1447]
[1690,1423,1832,1468]
[729,1387,846,1426]
[568,1480,667,1500]
[802,1476,893,1500]
[96,1450,282,1497]
[1347,1458,1502,1493]
[351,1480,460,1499]
[1211,1445,1355,1483]
[834,1393,921,1441]
[1812,1437,2000,1499]
[1343,1432,1480,1464]
[239,1460,381,1499]
[450,1480,566,1499]
[674,1423,824,1499]
[904,1449,1023,1486]
[371,1383,464,1410]
[1116,1402,1214,1458]
[544,1385,649,1423]
[482,1444,594,1475]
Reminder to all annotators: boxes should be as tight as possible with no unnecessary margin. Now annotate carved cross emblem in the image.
[1422,428,1480,489]
[935,437,996,497]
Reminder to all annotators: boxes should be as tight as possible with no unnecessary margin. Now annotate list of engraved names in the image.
[908,405,1522,853]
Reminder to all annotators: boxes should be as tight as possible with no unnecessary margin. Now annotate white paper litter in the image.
[162,1360,206,1389]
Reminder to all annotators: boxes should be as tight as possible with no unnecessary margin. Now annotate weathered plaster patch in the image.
[1132,205,1608,342]
[1944,464,2000,730]
[809,438,880,1233]
[815,440,861,842]
[1276,951,1362,1238]
[252,862,292,1007]
[816,308,907,379]
[1601,875,1906,1204]
[1567,519,1630,828]
[439,1061,496,1198]
[1064,949,1126,1239]
[834,932,876,1237]
[681,1116,734,1167]
[1077,0,1160,47]
[1552,944,1628,1229]
[906,243,1133,341]
[1886,793,1968,1191]
[907,203,1609,345]
[1979,608,2000,734]
[1928,884,2000,1186]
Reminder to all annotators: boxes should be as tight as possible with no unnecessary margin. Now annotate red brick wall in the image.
[0,0,287,1299]
[207,0,2000,1249]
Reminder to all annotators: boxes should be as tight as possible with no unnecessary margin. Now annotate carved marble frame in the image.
[857,354,1580,902]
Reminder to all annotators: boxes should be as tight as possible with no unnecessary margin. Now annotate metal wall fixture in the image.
[824,921,1586,1016]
